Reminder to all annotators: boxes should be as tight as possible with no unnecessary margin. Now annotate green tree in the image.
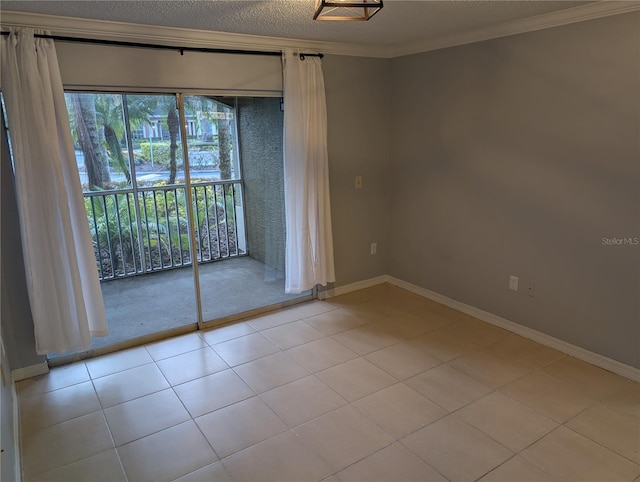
[167,106,180,184]
[149,96,181,185]
[95,94,157,185]
[95,94,130,184]
[70,93,111,189]
[185,95,234,179]
[217,103,232,180]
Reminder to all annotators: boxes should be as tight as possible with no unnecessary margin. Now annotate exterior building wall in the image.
[238,97,286,277]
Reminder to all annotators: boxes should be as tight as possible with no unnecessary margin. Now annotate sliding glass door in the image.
[55,90,311,355]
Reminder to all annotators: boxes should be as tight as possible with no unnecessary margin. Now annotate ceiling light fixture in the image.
[313,0,383,21]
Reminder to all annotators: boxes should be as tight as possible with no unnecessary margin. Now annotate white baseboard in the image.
[386,276,640,382]
[12,362,49,382]
[322,275,639,382]
[318,275,389,300]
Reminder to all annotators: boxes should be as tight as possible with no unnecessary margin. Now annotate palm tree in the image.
[69,93,111,189]
[95,94,157,185]
[217,103,232,180]
[184,95,234,179]
[95,94,130,184]
[167,105,180,184]
[147,95,181,184]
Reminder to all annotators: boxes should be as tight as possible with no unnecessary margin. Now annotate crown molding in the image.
[390,1,640,57]
[0,11,386,58]
[1,2,638,59]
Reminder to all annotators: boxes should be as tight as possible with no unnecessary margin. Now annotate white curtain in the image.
[1,29,108,354]
[282,49,336,294]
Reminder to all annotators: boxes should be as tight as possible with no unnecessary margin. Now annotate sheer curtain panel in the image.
[1,29,108,354]
[282,49,336,294]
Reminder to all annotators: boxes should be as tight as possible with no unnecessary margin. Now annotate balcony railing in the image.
[84,180,246,281]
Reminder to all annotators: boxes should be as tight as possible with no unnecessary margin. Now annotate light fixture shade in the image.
[313,0,383,21]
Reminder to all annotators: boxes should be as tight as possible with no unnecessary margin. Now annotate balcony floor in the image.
[90,256,309,352]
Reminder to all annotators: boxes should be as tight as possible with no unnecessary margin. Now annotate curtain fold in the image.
[282,49,336,294]
[1,29,108,354]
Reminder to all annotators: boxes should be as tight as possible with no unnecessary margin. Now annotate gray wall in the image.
[3,14,638,372]
[323,55,392,286]
[389,13,640,368]
[239,97,286,276]
[1,118,45,371]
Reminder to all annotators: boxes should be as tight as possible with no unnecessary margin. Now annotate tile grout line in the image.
[17,288,640,481]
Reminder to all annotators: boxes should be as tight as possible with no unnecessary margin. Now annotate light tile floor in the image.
[17,284,640,482]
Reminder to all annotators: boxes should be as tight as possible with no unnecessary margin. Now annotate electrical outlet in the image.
[509,275,518,291]
[355,176,363,189]
[370,243,377,255]
[526,281,535,297]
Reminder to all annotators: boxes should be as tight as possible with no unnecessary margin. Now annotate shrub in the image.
[140,141,182,168]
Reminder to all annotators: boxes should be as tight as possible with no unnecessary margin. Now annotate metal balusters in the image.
[141,192,153,271]
[192,185,202,262]
[204,185,215,261]
[230,184,239,256]
[125,192,139,274]
[163,189,174,268]
[101,195,116,278]
[112,193,126,275]
[89,196,104,280]
[222,184,231,258]
[174,188,183,266]
[212,185,223,258]
[85,181,245,281]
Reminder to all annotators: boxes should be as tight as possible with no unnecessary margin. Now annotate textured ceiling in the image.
[1,0,593,50]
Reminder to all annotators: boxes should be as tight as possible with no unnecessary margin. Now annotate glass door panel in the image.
[183,95,311,326]
[63,92,198,352]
